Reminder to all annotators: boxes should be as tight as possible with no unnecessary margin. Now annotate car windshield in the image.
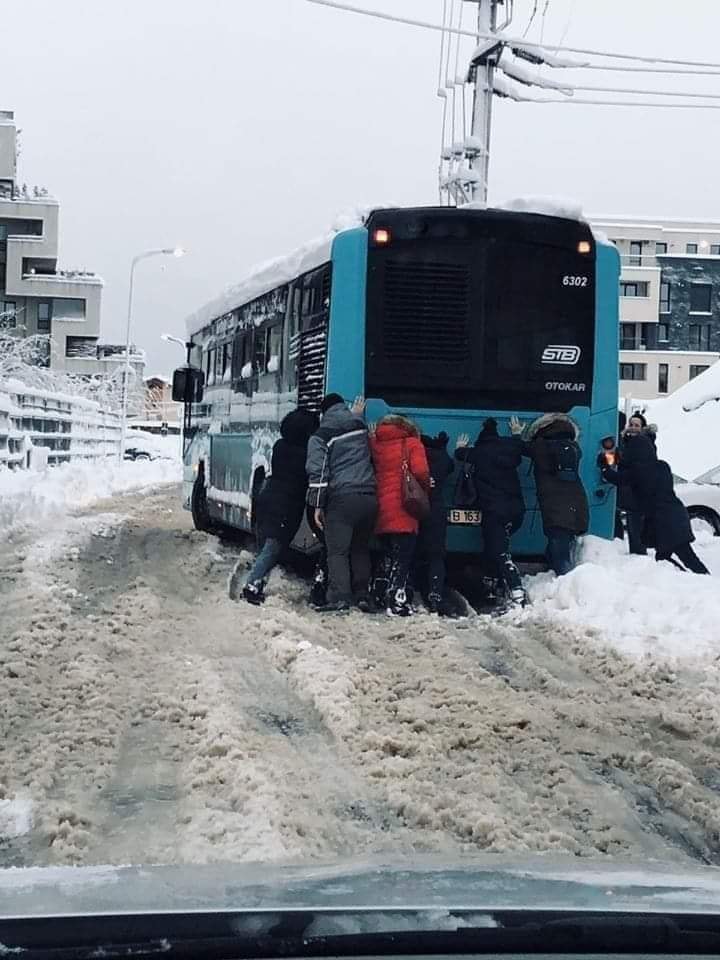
[3,0,720,948]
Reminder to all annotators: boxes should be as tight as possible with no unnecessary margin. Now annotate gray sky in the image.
[4,0,720,373]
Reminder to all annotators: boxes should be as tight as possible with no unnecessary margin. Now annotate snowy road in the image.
[2,483,720,869]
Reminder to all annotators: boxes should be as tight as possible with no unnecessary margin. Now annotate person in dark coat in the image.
[515,412,589,576]
[415,431,454,613]
[603,434,709,574]
[456,418,526,606]
[616,413,656,555]
[231,406,318,605]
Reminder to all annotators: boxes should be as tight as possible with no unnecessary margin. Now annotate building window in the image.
[629,240,643,266]
[0,224,6,242]
[620,322,638,350]
[52,298,86,321]
[686,242,699,254]
[37,301,51,333]
[658,363,669,394]
[620,281,650,298]
[689,283,712,313]
[657,322,669,342]
[689,323,712,351]
[619,363,647,381]
[689,364,710,380]
[1,300,16,327]
[655,241,668,255]
[712,244,720,256]
[65,336,97,358]
[659,280,671,314]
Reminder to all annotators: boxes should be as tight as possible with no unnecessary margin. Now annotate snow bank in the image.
[640,361,720,481]
[527,534,720,662]
[0,458,181,541]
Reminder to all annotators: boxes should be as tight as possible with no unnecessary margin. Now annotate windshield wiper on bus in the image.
[3,909,720,960]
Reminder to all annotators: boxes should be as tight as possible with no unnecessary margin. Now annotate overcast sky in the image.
[4,0,720,373]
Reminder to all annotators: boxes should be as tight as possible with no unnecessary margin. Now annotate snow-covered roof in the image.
[185,210,366,338]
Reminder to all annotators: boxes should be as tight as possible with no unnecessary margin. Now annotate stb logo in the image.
[542,345,581,365]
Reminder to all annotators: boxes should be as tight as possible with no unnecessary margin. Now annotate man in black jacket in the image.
[306,394,377,611]
[230,407,318,604]
[456,418,526,607]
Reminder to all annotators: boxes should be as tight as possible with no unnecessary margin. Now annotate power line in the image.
[522,1,538,39]
[306,0,720,71]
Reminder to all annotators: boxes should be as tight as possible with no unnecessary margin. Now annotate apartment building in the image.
[1,110,144,382]
[591,215,720,401]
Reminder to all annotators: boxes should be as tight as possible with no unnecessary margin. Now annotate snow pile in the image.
[495,195,585,221]
[0,793,32,839]
[639,361,720,481]
[527,534,720,662]
[0,458,181,541]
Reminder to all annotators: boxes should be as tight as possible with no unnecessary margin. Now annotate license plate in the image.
[448,508,482,525]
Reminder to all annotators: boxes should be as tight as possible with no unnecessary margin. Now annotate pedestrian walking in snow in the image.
[616,412,656,556]
[369,415,431,616]
[231,407,319,605]
[518,413,589,576]
[456,417,527,608]
[416,431,454,613]
[603,434,709,574]
[305,394,377,612]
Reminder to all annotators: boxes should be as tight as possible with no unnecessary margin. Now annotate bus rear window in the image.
[365,227,595,412]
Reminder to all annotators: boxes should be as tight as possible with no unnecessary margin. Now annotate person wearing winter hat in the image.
[305,394,377,611]
[516,412,588,577]
[456,417,526,608]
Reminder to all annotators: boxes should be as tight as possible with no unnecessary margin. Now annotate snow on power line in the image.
[307,0,720,71]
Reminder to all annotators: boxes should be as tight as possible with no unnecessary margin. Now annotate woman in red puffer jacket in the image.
[369,415,431,616]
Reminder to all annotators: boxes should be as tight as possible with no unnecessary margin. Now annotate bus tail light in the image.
[577,240,592,254]
[373,228,391,246]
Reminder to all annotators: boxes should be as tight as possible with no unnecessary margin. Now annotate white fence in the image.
[0,378,120,470]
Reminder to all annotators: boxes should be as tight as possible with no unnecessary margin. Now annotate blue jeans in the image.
[246,536,283,588]
[546,527,576,576]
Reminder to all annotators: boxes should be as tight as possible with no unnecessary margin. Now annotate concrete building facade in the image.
[591,215,720,401]
[0,110,144,382]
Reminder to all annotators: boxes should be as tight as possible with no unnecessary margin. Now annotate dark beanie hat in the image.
[320,393,344,415]
[479,417,498,438]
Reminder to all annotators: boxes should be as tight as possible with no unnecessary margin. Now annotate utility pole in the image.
[468,0,501,203]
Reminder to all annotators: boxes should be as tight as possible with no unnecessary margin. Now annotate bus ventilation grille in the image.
[383,259,470,362]
[294,324,327,413]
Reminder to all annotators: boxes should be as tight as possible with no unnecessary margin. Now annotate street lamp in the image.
[118,247,186,460]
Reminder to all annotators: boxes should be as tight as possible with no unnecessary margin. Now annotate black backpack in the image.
[545,438,581,482]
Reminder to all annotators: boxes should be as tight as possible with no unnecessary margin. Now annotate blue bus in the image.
[174,205,619,558]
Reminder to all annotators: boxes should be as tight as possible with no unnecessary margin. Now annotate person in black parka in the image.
[231,406,319,604]
[518,412,589,576]
[616,413,656,555]
[603,433,709,574]
[456,418,527,606]
[415,431,454,612]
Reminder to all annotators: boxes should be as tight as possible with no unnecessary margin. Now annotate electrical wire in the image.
[306,0,720,72]
[438,0,450,202]
[522,0,538,39]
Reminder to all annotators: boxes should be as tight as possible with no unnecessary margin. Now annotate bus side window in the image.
[266,324,282,374]
[232,332,251,394]
[301,264,331,331]
[253,327,267,375]
[288,281,302,341]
